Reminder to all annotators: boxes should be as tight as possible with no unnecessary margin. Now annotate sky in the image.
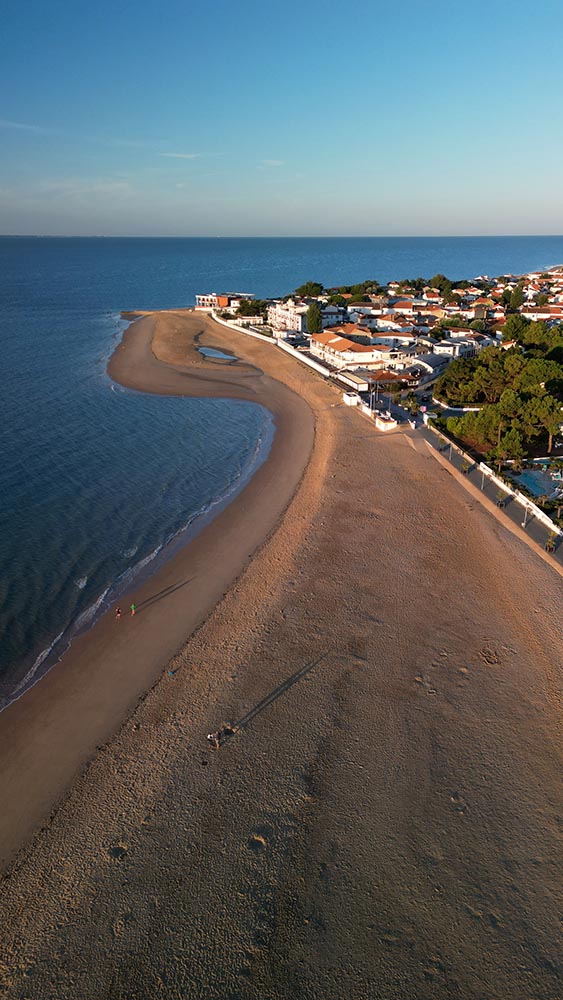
[1,0,563,236]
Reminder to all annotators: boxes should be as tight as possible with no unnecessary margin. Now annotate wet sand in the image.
[0,312,562,999]
[0,312,314,867]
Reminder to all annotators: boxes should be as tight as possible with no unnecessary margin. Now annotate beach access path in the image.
[0,311,562,1000]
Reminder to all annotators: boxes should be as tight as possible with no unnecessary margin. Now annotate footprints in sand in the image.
[465,903,502,928]
[414,673,438,696]
[111,910,134,940]
[414,640,503,696]
[369,921,416,953]
[449,791,468,815]
[479,645,501,666]
[108,843,128,860]
[242,814,302,961]
[246,814,299,857]
[251,885,277,949]
[247,824,272,854]
[423,955,450,984]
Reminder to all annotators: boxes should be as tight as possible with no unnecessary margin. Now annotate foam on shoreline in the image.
[3,393,275,711]
[0,309,315,868]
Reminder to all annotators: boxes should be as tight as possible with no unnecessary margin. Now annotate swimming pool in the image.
[514,468,561,498]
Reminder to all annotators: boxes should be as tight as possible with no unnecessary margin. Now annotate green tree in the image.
[502,427,525,462]
[514,357,563,395]
[404,391,419,415]
[429,273,453,297]
[502,313,530,342]
[306,302,323,334]
[295,281,324,297]
[536,293,549,306]
[521,320,549,350]
[510,283,525,309]
[437,314,466,329]
[488,428,524,470]
[536,395,563,453]
[501,288,513,307]
[236,299,268,318]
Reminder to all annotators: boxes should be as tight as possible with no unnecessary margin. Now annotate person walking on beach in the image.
[130,603,136,617]
[115,606,122,621]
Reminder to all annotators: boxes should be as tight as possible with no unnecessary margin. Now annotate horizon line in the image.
[3,233,563,240]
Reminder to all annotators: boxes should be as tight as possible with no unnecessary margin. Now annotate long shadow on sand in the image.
[135,577,196,614]
[213,650,333,747]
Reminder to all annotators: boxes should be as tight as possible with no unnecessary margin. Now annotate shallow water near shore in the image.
[3,233,563,703]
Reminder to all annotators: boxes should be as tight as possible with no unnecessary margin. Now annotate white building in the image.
[433,338,476,359]
[195,292,255,311]
[405,353,450,384]
[310,330,401,370]
[267,298,309,336]
[321,304,348,327]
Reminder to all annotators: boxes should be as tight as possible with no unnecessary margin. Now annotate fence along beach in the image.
[0,309,562,999]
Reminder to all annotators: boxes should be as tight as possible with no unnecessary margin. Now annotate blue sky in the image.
[2,0,563,236]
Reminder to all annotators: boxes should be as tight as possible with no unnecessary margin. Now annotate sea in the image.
[2,234,563,705]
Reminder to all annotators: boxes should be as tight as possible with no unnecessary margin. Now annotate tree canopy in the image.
[236,299,268,318]
[437,346,563,456]
[294,281,324,297]
[510,283,525,310]
[429,273,453,299]
[306,302,323,334]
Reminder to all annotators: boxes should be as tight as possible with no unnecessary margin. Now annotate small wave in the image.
[3,406,274,712]
[112,543,163,593]
[130,544,163,575]
[73,586,110,632]
[5,584,111,708]
[11,629,66,697]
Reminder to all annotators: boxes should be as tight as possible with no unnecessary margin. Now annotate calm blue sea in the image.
[2,234,563,704]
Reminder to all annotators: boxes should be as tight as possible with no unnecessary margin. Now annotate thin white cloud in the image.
[261,159,284,167]
[0,117,51,133]
[174,171,225,188]
[39,177,132,198]
[159,152,201,160]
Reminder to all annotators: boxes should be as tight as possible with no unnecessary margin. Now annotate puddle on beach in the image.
[198,346,237,361]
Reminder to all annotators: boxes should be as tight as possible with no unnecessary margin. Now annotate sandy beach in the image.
[0,311,562,999]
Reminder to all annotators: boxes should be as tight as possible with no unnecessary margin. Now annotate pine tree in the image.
[306,302,323,334]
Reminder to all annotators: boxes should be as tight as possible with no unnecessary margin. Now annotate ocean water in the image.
[2,234,563,705]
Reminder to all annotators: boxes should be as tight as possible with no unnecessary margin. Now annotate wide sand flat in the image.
[0,313,562,999]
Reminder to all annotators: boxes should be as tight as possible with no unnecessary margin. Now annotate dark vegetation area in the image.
[435,317,563,464]
[235,299,269,318]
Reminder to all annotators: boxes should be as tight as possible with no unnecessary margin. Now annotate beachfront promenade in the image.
[0,310,561,1000]
[215,312,563,577]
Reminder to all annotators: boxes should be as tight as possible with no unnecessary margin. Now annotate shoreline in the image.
[1,308,562,997]
[4,370,276,713]
[0,310,315,868]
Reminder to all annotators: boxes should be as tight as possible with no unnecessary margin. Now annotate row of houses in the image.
[308,328,450,386]
[195,264,563,391]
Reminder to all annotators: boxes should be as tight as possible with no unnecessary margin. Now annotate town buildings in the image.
[197,262,563,393]
[195,292,255,311]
